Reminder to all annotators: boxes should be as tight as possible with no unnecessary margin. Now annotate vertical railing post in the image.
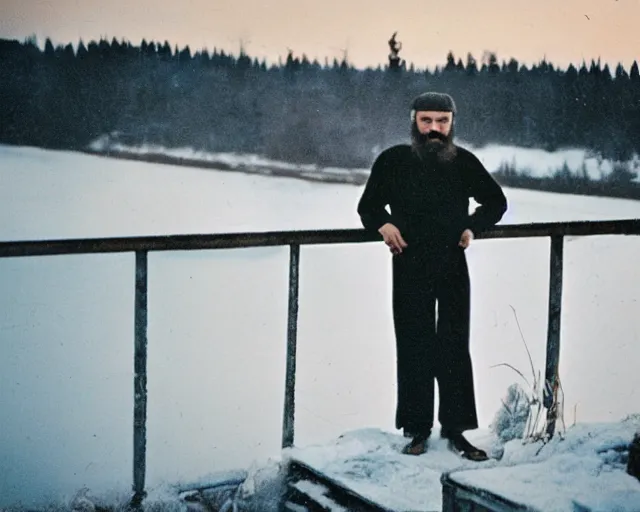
[282,243,300,449]
[132,250,149,505]
[544,235,564,438]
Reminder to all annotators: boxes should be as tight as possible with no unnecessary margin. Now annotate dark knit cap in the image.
[411,92,457,115]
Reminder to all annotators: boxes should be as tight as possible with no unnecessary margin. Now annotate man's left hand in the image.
[459,229,474,249]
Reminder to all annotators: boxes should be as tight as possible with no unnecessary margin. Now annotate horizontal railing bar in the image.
[1,219,639,258]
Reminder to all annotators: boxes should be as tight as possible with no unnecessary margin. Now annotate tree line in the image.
[1,36,639,172]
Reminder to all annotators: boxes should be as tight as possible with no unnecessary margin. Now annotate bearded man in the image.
[357,92,508,460]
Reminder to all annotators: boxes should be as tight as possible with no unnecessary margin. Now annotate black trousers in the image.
[392,244,479,435]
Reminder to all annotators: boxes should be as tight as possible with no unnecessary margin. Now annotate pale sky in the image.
[1,0,638,70]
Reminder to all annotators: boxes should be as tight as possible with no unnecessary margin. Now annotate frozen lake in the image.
[1,144,639,507]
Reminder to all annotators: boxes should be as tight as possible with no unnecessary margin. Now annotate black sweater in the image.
[357,144,508,248]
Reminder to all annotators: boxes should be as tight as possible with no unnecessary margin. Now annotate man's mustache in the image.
[427,130,447,142]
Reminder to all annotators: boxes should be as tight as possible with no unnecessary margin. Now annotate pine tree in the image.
[630,61,639,82]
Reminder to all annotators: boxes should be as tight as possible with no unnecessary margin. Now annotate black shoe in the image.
[401,430,431,456]
[441,429,489,462]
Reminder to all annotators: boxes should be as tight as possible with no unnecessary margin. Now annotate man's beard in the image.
[411,124,457,163]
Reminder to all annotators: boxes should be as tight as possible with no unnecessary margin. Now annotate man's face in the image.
[415,110,453,140]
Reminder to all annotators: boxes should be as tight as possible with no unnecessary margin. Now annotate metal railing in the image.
[1,218,639,503]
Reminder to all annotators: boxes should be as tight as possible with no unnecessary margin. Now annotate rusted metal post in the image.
[133,250,149,503]
[544,235,564,438]
[282,243,300,449]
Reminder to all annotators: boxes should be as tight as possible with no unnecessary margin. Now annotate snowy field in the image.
[1,143,640,509]
[89,137,640,183]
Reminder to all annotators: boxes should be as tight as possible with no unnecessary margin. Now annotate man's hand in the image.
[459,228,474,249]
[379,223,408,254]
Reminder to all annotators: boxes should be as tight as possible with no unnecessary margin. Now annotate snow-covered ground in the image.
[285,417,640,512]
[1,143,639,510]
[471,142,639,181]
[87,137,371,184]
[450,416,640,512]
[88,137,640,183]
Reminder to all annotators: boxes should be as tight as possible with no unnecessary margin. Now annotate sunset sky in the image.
[1,0,638,71]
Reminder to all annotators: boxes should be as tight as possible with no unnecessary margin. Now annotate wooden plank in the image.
[133,250,149,500]
[288,458,398,512]
[441,473,539,512]
[1,219,639,258]
[282,244,300,449]
[544,235,564,438]
[288,479,348,511]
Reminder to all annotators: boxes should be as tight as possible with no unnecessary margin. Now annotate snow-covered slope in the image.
[88,137,640,183]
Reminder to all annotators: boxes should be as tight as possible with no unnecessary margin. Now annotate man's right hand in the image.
[378,223,408,254]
